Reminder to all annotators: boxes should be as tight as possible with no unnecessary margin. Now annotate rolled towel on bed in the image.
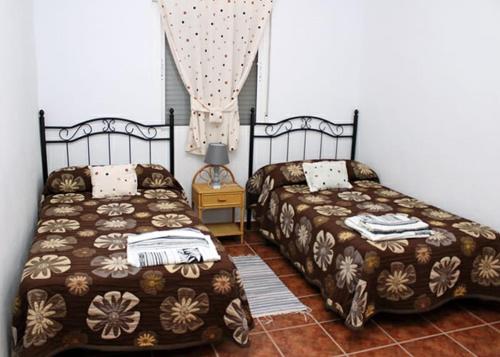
[127,228,221,267]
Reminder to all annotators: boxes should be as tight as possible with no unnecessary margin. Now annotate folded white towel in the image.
[357,214,429,234]
[345,216,432,241]
[127,228,221,267]
[359,213,420,226]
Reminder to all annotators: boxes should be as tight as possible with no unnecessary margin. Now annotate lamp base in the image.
[211,165,222,189]
[211,182,222,190]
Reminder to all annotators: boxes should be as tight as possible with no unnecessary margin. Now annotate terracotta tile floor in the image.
[60,230,500,357]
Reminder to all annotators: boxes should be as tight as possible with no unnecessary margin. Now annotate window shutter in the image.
[165,41,190,125]
[165,41,256,125]
[238,57,258,125]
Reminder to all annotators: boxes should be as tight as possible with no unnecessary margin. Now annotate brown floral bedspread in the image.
[12,166,252,357]
[247,160,500,329]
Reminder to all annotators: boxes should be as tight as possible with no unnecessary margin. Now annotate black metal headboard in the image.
[248,108,359,178]
[39,109,175,183]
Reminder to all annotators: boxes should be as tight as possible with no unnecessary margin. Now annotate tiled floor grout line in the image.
[244,241,258,254]
[345,341,402,356]
[262,327,286,357]
[334,317,495,351]
[371,320,414,356]
[457,303,500,333]
[222,242,247,247]
[392,331,445,344]
[251,315,286,356]
[275,273,299,278]
[249,330,267,335]
[296,293,321,299]
[457,303,492,324]
[245,238,280,254]
[245,236,287,357]
[246,234,318,349]
[257,315,310,357]
[258,320,318,333]
[241,233,500,356]
[315,318,341,324]
[440,332,478,356]
[420,314,478,356]
[249,318,268,336]
[445,321,491,334]
[260,255,283,260]
[489,323,500,333]
[228,239,305,356]
[310,316,348,356]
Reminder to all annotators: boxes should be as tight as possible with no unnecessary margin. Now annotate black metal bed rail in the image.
[39,108,175,183]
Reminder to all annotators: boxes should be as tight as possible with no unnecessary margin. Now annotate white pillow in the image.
[302,161,352,192]
[90,164,138,198]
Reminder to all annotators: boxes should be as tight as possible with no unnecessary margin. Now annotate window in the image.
[165,41,257,125]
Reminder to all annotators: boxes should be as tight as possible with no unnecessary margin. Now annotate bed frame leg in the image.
[246,209,252,230]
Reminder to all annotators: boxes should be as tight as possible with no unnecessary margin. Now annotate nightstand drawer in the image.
[201,193,242,207]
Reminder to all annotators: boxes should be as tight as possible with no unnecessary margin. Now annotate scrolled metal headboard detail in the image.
[248,108,359,179]
[124,122,159,140]
[39,109,175,183]
[260,116,349,138]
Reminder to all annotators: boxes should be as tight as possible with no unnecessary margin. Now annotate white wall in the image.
[1,0,496,351]
[266,0,363,122]
[0,0,40,354]
[34,0,364,201]
[34,0,163,125]
[251,0,364,172]
[359,0,500,231]
[33,0,500,231]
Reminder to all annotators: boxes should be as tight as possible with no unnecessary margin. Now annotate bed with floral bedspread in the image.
[247,160,500,330]
[12,164,252,357]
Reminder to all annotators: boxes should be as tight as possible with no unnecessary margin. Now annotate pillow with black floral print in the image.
[135,164,183,191]
[44,166,92,195]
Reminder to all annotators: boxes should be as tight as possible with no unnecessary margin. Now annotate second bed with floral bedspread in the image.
[12,164,252,357]
[247,160,500,329]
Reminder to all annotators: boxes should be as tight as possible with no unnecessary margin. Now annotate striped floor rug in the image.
[231,255,309,318]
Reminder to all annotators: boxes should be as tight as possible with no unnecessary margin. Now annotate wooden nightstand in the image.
[192,183,245,244]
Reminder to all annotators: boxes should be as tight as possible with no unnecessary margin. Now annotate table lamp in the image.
[204,143,230,189]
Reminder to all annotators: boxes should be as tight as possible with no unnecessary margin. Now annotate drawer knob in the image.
[218,198,227,202]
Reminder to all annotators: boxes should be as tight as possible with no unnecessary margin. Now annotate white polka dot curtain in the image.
[159,0,273,155]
